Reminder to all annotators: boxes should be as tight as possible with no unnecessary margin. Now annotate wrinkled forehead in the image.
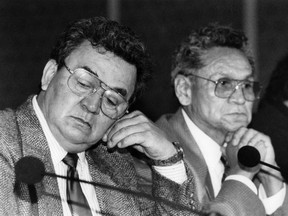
[200,47,253,79]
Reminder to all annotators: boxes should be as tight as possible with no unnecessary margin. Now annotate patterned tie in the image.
[62,153,93,216]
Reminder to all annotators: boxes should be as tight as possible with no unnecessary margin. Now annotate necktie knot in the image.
[220,156,230,182]
[63,153,78,169]
[220,156,227,168]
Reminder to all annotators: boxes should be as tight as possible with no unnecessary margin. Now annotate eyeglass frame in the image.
[185,73,263,102]
[63,63,130,120]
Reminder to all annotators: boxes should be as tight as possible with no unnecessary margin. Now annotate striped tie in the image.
[63,153,93,216]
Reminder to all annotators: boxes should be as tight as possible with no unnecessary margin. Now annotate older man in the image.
[156,24,288,215]
[0,17,201,216]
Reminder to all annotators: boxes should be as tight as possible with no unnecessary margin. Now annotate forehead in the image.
[200,47,253,79]
[65,41,137,99]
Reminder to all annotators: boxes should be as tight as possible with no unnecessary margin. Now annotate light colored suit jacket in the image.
[0,97,200,216]
[156,109,288,216]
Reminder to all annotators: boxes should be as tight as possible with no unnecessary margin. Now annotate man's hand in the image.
[102,110,177,161]
[226,127,274,168]
[225,127,284,196]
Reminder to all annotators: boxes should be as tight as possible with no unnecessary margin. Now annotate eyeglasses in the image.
[187,74,262,102]
[64,63,129,119]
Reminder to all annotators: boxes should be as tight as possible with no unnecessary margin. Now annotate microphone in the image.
[15,156,211,215]
[237,146,281,172]
[15,156,46,184]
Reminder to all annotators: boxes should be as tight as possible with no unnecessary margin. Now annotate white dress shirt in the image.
[182,109,285,214]
[182,109,224,195]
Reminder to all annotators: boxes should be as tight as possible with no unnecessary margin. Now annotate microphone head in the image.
[237,146,261,168]
[15,156,45,184]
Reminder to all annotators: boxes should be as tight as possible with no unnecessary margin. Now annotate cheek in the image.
[89,118,114,141]
[206,105,223,125]
[48,83,80,118]
[200,98,222,118]
[245,103,253,122]
[200,100,230,128]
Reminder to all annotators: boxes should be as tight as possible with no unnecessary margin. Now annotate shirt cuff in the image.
[153,160,187,184]
[259,183,286,215]
[225,174,258,194]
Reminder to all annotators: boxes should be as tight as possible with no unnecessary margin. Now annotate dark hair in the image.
[50,16,152,101]
[171,23,254,82]
[262,53,288,103]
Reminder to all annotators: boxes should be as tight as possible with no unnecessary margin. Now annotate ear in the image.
[174,75,192,106]
[283,100,288,108]
[41,59,58,91]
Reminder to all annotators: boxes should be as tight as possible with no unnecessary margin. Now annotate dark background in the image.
[0,0,288,121]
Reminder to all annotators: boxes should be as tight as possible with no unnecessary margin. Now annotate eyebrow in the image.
[81,65,128,97]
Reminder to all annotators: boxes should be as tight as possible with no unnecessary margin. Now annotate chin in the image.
[68,137,98,151]
[64,123,102,144]
[227,115,249,126]
[226,121,248,132]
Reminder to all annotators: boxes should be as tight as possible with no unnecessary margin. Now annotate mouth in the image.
[229,110,247,115]
[227,112,248,121]
[71,116,92,129]
[230,112,246,115]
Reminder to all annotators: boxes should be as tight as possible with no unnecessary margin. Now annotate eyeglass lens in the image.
[68,68,128,119]
[215,78,261,101]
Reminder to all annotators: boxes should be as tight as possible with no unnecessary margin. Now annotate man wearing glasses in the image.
[156,24,288,215]
[0,17,203,215]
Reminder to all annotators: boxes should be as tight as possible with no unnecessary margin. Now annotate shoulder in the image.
[0,97,34,160]
[0,108,18,137]
[0,108,24,167]
[156,109,182,130]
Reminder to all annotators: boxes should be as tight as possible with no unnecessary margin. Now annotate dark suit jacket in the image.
[156,109,288,216]
[0,97,199,216]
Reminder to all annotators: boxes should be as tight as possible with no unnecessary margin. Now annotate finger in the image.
[102,111,141,142]
[238,129,259,148]
[229,127,248,146]
[102,124,114,142]
[116,110,144,122]
[224,132,233,144]
[107,121,150,148]
[116,132,146,149]
[102,113,134,142]
[246,133,266,147]
[116,132,165,160]
[106,111,147,142]
[253,140,267,160]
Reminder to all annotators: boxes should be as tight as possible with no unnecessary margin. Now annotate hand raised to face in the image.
[226,127,276,169]
[102,110,177,161]
[224,127,285,196]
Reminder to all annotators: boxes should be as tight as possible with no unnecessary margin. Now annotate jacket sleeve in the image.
[204,179,266,216]
[150,164,202,216]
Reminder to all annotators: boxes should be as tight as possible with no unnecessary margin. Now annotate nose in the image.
[228,85,246,104]
[80,92,102,114]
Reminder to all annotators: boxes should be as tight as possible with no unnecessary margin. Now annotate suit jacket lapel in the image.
[16,97,63,215]
[157,109,214,203]
[86,144,139,215]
